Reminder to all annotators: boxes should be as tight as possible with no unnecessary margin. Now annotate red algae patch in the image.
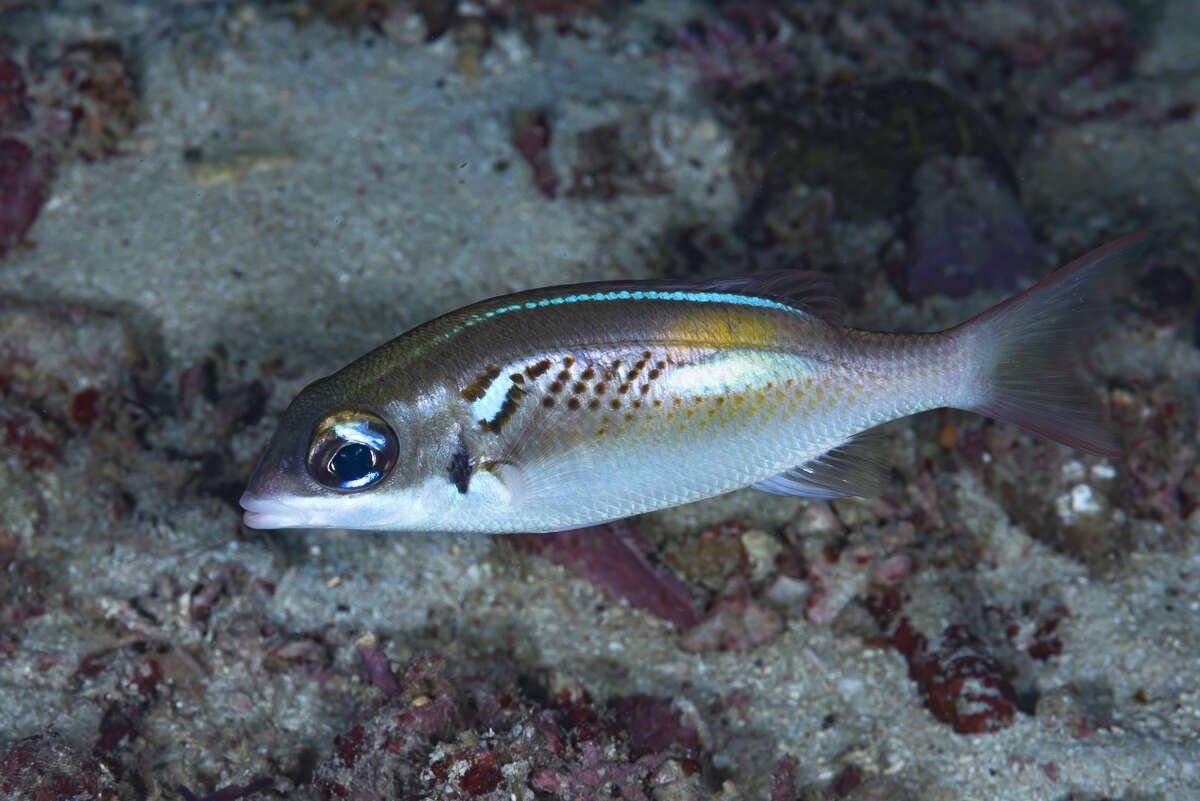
[0,733,123,801]
[314,653,713,800]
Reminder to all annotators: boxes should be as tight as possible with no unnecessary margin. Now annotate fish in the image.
[240,233,1149,533]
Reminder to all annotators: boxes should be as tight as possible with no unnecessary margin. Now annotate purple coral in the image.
[0,137,45,258]
[354,631,400,696]
[512,111,558,199]
[906,155,1049,299]
[676,17,796,92]
[505,521,699,629]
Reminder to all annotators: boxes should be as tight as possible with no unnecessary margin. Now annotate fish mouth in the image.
[240,493,307,529]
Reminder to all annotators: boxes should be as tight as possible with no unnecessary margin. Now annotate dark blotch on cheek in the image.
[448,442,472,494]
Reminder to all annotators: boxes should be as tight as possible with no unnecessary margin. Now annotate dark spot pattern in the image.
[460,365,502,402]
[525,359,552,378]
[480,385,526,434]
[463,348,696,437]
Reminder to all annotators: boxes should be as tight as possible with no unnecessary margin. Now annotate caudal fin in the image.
[956,233,1151,456]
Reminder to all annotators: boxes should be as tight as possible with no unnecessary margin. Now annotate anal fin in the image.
[752,433,891,499]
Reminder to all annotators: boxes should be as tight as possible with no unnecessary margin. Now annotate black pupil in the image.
[330,442,375,481]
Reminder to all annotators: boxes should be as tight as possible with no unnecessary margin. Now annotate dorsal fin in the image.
[690,270,842,326]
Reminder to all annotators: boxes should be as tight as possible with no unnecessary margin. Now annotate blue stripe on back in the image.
[442,289,801,339]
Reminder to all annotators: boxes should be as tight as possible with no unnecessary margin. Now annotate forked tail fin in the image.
[955,233,1151,456]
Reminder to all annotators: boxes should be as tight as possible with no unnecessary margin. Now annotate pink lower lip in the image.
[240,494,303,529]
[243,510,290,529]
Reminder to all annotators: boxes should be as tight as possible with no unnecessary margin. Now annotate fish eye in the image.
[307,411,398,491]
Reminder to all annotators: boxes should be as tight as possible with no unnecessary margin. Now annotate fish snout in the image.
[239,492,306,529]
